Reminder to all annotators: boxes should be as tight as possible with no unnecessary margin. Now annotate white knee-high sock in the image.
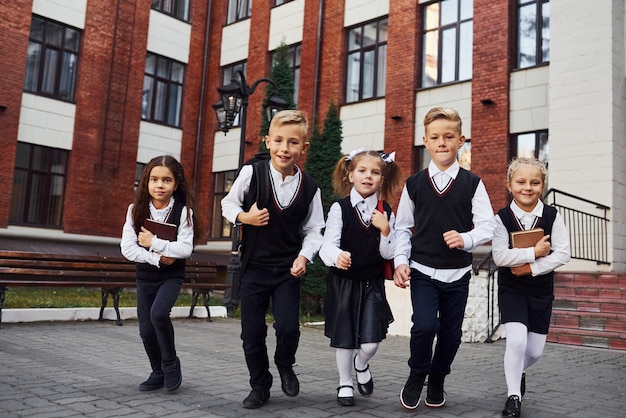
[355,342,378,384]
[503,322,527,397]
[336,348,354,397]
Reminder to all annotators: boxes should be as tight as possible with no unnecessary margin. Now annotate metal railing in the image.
[544,188,611,265]
[473,253,500,343]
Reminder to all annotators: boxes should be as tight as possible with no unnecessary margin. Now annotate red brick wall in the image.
[471,0,513,212]
[0,0,33,228]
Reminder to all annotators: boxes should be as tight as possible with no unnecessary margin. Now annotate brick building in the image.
[1,1,625,345]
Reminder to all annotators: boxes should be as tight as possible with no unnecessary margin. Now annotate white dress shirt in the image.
[319,188,395,268]
[492,200,571,276]
[120,197,194,267]
[394,161,495,283]
[220,161,325,263]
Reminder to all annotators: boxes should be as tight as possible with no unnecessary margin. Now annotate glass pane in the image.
[167,84,182,126]
[28,174,44,223]
[59,52,77,100]
[362,22,377,47]
[541,1,550,63]
[348,27,361,51]
[142,76,154,119]
[48,175,65,225]
[458,21,472,81]
[14,143,31,168]
[64,27,80,51]
[346,52,360,102]
[46,21,64,47]
[441,0,459,26]
[51,149,68,174]
[422,30,438,87]
[145,53,156,75]
[377,44,386,97]
[460,0,473,20]
[176,0,190,20]
[458,141,471,170]
[24,42,42,91]
[31,145,47,171]
[42,49,59,94]
[518,4,536,68]
[440,28,457,83]
[171,61,184,83]
[154,81,167,122]
[423,3,440,31]
[30,16,44,41]
[362,50,374,99]
[516,133,536,158]
[538,131,549,164]
[156,57,170,79]
[378,19,388,42]
[9,170,28,222]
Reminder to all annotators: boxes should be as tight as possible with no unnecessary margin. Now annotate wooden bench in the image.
[0,250,230,327]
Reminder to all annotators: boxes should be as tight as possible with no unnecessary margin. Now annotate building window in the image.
[275,0,294,6]
[23,15,80,102]
[227,0,252,24]
[273,44,301,105]
[346,17,388,103]
[422,0,473,88]
[212,170,237,238]
[517,0,550,69]
[511,130,548,164]
[142,52,185,127]
[221,61,247,127]
[151,0,190,21]
[10,142,69,227]
[134,162,146,191]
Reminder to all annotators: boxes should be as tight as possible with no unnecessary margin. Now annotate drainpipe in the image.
[194,0,213,188]
[312,0,324,126]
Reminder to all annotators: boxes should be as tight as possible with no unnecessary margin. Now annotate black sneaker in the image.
[425,373,446,407]
[502,395,522,417]
[400,372,426,410]
[278,367,299,397]
[138,372,164,391]
[163,357,182,392]
[242,389,270,409]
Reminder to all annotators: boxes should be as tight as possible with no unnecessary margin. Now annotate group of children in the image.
[120,107,570,417]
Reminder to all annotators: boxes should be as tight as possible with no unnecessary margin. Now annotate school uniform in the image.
[320,190,395,349]
[394,161,494,376]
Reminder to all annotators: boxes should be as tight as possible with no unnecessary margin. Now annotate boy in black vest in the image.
[221,110,325,409]
[393,107,494,410]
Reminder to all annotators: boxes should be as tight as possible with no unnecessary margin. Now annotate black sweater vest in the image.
[136,200,186,281]
[406,168,480,269]
[497,205,557,296]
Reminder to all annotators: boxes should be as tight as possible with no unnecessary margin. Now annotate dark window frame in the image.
[151,0,190,22]
[510,130,549,165]
[345,17,388,103]
[23,15,81,102]
[9,142,69,228]
[227,0,252,24]
[516,0,550,69]
[421,0,473,88]
[142,52,185,128]
[211,170,237,239]
[274,0,294,6]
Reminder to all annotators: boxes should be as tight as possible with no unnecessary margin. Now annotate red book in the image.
[510,228,544,248]
[144,219,177,241]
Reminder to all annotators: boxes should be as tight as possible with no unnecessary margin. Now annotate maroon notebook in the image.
[510,228,544,248]
[144,218,177,241]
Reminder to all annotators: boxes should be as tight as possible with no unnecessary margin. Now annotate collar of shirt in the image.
[428,160,460,180]
[149,196,175,223]
[510,200,544,230]
[350,188,378,224]
[269,161,302,207]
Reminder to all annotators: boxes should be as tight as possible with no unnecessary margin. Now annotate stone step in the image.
[551,310,626,333]
[547,326,626,351]
[554,285,626,300]
[553,296,626,314]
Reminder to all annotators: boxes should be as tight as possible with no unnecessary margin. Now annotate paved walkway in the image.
[1,317,625,417]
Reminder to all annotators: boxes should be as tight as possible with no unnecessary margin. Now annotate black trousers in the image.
[136,278,182,372]
[240,265,301,391]
[408,269,470,376]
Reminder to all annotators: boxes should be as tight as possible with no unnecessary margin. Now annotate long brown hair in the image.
[132,155,204,245]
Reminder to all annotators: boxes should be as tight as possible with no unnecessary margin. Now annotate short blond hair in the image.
[507,157,548,187]
[269,109,308,139]
[423,106,462,134]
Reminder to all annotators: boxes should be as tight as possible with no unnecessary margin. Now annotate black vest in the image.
[406,168,480,269]
[242,166,318,270]
[497,205,558,296]
[136,200,186,281]
[328,197,391,281]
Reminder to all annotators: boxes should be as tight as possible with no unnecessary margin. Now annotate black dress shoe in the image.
[336,385,355,406]
[138,372,164,391]
[163,357,182,392]
[242,389,270,409]
[353,355,373,397]
[278,367,299,397]
[502,395,521,417]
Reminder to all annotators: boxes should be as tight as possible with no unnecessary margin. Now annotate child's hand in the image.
[290,255,308,278]
[534,235,551,259]
[336,251,352,270]
[393,264,411,288]
[371,209,390,237]
[443,230,465,249]
[239,202,270,226]
[160,256,176,266]
[138,227,154,248]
